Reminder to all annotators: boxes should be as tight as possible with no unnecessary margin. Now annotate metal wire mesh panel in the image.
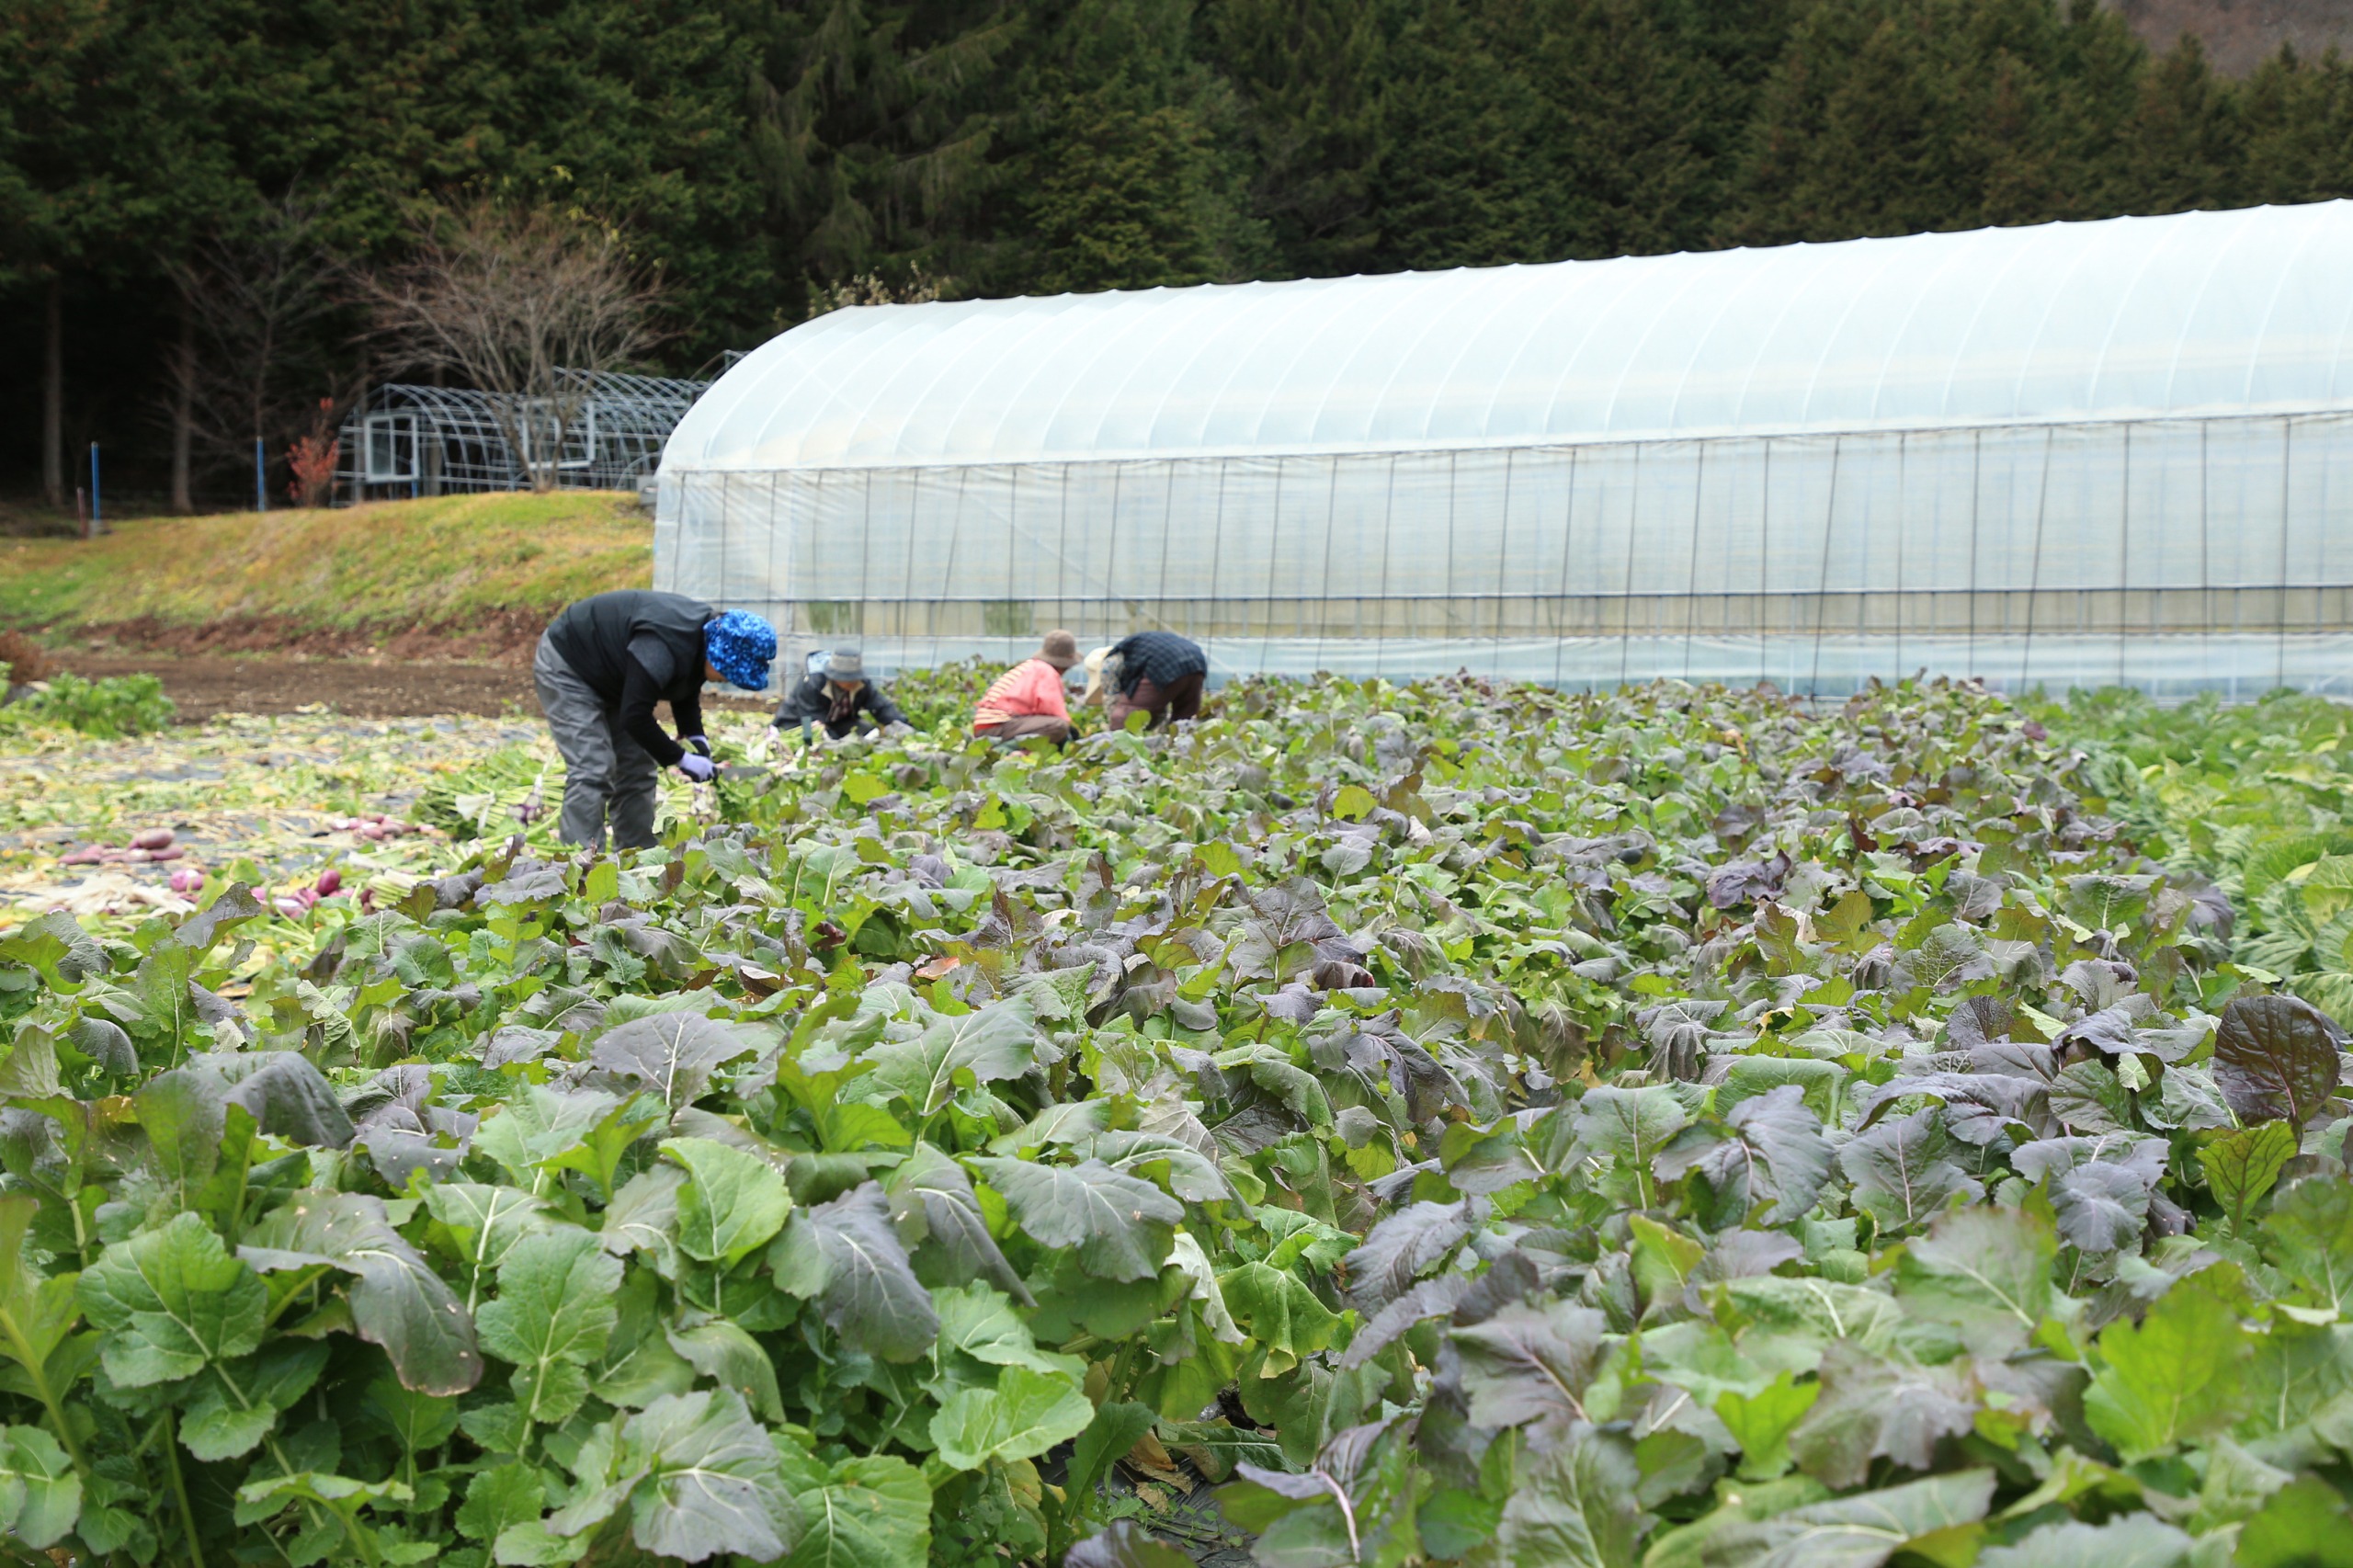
[339,370,706,501]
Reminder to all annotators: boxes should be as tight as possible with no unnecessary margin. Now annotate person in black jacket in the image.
[1082,631,1209,729]
[532,591,777,848]
[773,648,910,742]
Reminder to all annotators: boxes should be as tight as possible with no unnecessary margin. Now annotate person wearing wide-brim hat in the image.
[773,646,910,743]
[1083,631,1208,730]
[972,630,1079,744]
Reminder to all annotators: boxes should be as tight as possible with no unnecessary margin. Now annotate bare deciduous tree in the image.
[161,195,348,506]
[364,200,665,493]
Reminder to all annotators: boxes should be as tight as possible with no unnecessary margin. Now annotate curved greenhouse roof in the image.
[659,201,2353,699]
[666,201,2353,472]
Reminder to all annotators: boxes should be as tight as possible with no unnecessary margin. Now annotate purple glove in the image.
[676,752,717,782]
[683,735,711,756]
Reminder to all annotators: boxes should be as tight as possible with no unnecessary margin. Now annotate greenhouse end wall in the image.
[655,408,2353,700]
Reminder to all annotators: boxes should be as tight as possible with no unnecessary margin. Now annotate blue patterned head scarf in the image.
[703,610,778,690]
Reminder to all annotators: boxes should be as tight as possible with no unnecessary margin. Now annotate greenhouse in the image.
[340,370,706,501]
[654,201,2353,698]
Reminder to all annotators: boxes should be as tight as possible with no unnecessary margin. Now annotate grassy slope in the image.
[0,492,652,631]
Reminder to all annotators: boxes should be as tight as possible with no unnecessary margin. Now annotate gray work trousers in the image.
[533,631,661,850]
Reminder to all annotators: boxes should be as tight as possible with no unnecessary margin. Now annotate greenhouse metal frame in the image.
[340,370,706,501]
[655,202,2353,698]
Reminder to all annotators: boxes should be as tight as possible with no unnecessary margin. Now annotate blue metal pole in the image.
[88,443,99,533]
[256,437,267,512]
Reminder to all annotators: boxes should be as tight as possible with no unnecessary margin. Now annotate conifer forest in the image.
[12,0,2353,500]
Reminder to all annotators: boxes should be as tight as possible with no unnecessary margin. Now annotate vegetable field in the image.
[6,674,2353,1568]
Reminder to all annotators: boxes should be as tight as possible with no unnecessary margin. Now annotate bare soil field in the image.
[63,652,779,722]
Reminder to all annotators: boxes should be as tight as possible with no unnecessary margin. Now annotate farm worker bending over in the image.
[1083,631,1208,730]
[533,590,777,849]
[773,648,910,742]
[972,630,1079,744]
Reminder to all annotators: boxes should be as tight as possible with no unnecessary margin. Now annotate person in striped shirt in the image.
[971,631,1079,744]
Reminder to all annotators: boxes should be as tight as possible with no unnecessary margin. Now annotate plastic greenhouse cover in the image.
[665,202,2353,472]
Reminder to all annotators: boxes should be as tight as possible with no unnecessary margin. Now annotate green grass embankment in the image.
[0,492,653,637]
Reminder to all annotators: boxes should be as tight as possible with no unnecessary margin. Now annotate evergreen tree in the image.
[747,0,1015,314]
[1010,0,1268,293]
[2240,50,2353,202]
[2117,37,2245,210]
[1369,0,1554,270]
[1203,0,1388,278]
[1526,0,1722,259]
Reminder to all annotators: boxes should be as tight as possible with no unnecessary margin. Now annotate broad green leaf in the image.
[1089,1131,1232,1203]
[601,1165,687,1276]
[2266,1176,2353,1317]
[2085,1267,2253,1461]
[1628,1213,1705,1310]
[666,1319,785,1423]
[1640,1320,1777,1407]
[2192,1436,2292,1532]
[1789,1340,1975,1489]
[1717,1056,1847,1125]
[1717,1277,1905,1366]
[240,1190,483,1395]
[1718,1372,1820,1481]
[1704,1468,1996,1568]
[1677,1085,1833,1223]
[456,1463,544,1545]
[928,1365,1095,1471]
[769,1182,938,1360]
[988,1098,1110,1154]
[1217,1262,1342,1376]
[475,1228,621,1426]
[474,1087,627,1184]
[663,1137,793,1267]
[597,1270,699,1411]
[616,1389,801,1563]
[1482,1427,1643,1568]
[590,1012,758,1109]
[1642,1476,1832,1568]
[1570,1085,1688,1171]
[0,1424,81,1549]
[887,1142,1031,1303]
[1839,1108,1980,1233]
[545,1096,665,1199]
[0,1195,81,1381]
[1977,1515,2191,1568]
[864,999,1037,1116]
[179,1339,329,1460]
[1341,1201,1474,1312]
[1894,1205,2055,1356]
[2239,1320,2353,1439]
[423,1183,553,1278]
[77,1211,267,1386]
[1450,1299,1608,1430]
[2238,1474,2353,1568]
[362,1376,460,1455]
[1068,1401,1158,1501]
[971,1157,1182,1283]
[932,1283,1085,1378]
[2200,1121,2299,1229]
[781,1452,930,1568]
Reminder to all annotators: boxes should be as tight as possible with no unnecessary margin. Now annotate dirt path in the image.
[65,653,777,722]
[69,654,537,720]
